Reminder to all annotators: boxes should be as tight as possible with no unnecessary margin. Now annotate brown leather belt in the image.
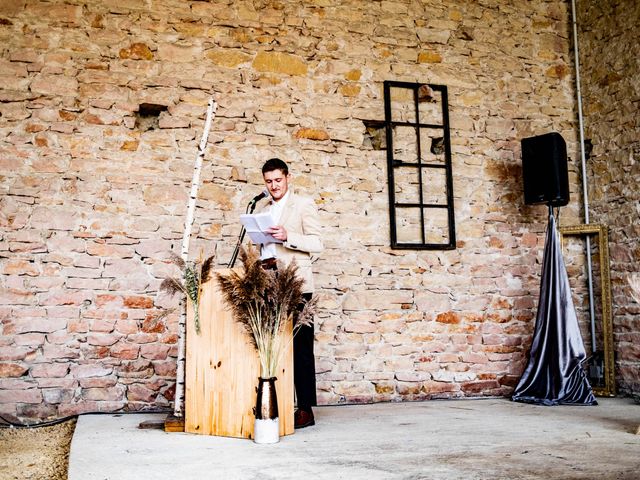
[260,257,278,270]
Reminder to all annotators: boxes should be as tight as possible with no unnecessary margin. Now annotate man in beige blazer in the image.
[259,158,323,428]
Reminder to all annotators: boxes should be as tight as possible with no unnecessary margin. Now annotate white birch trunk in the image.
[174,98,217,417]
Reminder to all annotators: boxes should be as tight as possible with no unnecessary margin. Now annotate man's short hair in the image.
[262,158,289,176]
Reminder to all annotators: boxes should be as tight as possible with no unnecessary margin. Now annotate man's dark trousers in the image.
[294,292,316,411]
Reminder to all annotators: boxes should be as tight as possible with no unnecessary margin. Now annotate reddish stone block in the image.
[2,259,40,276]
[66,277,110,290]
[13,333,46,346]
[118,360,152,374]
[461,352,488,364]
[125,309,147,320]
[45,306,80,319]
[90,318,116,333]
[127,383,157,403]
[159,333,178,344]
[141,314,166,333]
[396,382,421,395]
[115,319,138,334]
[111,342,140,360]
[436,311,460,324]
[421,381,458,394]
[446,363,470,372]
[0,289,33,306]
[79,376,117,388]
[68,319,89,333]
[0,388,43,404]
[161,383,176,402]
[0,363,28,377]
[123,296,154,309]
[81,345,111,359]
[57,400,126,417]
[0,346,34,361]
[461,380,500,394]
[437,353,460,363]
[46,331,74,345]
[82,385,126,401]
[140,344,170,360]
[31,363,69,378]
[29,277,65,290]
[87,334,120,346]
[0,378,34,390]
[153,361,176,377]
[87,242,133,258]
[40,291,88,307]
[41,344,80,360]
[102,259,140,276]
[126,333,157,344]
[17,403,58,420]
[95,294,123,308]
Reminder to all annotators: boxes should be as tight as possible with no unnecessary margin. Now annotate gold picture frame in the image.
[558,224,615,397]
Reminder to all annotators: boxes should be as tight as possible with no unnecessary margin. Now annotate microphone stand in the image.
[228,199,259,268]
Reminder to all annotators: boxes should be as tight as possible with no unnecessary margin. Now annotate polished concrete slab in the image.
[68,397,640,480]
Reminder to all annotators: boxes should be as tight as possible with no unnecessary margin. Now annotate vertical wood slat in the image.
[185,269,294,438]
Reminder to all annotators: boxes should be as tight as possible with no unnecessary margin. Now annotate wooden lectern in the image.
[184,269,294,438]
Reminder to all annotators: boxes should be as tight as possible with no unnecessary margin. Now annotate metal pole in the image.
[571,0,597,353]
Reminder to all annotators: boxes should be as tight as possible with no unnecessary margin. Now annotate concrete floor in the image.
[68,397,640,480]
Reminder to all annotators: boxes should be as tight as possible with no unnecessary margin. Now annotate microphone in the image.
[248,189,270,205]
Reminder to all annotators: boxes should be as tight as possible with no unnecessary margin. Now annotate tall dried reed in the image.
[216,246,315,378]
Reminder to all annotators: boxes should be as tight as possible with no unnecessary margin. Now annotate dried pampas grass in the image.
[160,250,215,334]
[216,246,315,378]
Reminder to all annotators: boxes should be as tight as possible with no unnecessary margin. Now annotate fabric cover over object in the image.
[512,213,597,406]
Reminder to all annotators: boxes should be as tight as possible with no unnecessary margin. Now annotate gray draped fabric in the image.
[512,213,597,406]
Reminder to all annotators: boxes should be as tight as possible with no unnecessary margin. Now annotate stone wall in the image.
[0,0,583,421]
[578,0,640,395]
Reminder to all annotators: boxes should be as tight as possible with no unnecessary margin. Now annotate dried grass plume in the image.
[216,246,315,378]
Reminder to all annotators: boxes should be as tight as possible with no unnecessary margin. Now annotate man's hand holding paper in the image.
[240,211,284,245]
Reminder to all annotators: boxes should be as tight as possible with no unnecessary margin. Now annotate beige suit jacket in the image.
[259,191,323,293]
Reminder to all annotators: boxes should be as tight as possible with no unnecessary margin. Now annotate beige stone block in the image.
[198,183,234,210]
[157,43,203,63]
[25,3,81,24]
[142,184,187,205]
[30,74,78,97]
[207,49,252,68]
[342,290,413,311]
[252,51,308,76]
[416,27,451,44]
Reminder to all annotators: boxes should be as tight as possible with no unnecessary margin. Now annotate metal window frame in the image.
[384,80,456,250]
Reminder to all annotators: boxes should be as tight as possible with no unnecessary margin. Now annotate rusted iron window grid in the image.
[384,80,456,249]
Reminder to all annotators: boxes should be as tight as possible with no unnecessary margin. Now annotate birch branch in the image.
[174,98,217,418]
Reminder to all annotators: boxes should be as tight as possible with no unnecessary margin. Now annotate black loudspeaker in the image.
[521,132,569,207]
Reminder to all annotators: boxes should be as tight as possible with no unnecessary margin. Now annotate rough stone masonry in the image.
[577,0,640,395]
[0,0,626,422]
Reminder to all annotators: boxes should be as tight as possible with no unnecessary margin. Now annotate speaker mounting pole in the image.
[571,0,597,354]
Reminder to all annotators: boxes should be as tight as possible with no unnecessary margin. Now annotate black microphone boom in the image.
[249,189,270,205]
[228,189,270,268]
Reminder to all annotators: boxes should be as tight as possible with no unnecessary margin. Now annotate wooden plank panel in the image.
[185,269,294,438]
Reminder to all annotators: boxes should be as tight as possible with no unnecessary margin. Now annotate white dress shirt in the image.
[260,190,290,260]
